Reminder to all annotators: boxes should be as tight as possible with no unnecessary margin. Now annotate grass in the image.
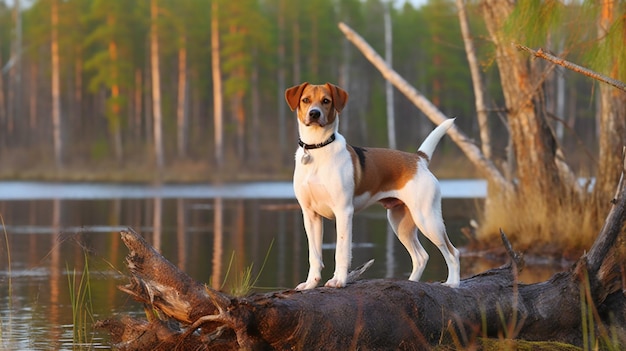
[579,270,622,351]
[220,239,274,297]
[475,181,603,258]
[67,253,95,349]
[431,263,623,351]
[0,214,12,349]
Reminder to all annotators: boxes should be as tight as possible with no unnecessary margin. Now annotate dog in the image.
[285,82,460,290]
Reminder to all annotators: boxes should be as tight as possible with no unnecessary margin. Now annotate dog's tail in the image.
[417,118,455,161]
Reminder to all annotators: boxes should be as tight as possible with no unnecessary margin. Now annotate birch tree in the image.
[383,2,396,149]
[456,0,490,159]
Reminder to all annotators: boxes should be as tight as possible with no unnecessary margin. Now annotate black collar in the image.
[298,134,336,150]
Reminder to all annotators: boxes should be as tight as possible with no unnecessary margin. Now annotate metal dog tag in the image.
[301,150,311,164]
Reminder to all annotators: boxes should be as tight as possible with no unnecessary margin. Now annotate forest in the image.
[1,0,625,254]
[0,0,619,181]
[1,0,626,348]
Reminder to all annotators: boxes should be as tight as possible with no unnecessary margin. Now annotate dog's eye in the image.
[302,98,310,104]
[322,98,331,104]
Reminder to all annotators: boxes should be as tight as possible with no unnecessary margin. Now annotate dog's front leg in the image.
[325,206,353,288]
[296,209,324,290]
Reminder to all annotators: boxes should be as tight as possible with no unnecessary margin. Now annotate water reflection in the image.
[0,186,558,350]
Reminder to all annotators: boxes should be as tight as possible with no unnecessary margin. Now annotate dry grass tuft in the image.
[476,182,606,258]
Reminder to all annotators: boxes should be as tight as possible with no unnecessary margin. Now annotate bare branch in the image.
[516,44,626,92]
[338,22,512,194]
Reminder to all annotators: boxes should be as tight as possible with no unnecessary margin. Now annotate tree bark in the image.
[151,0,164,170]
[456,0,491,159]
[211,0,224,168]
[51,0,63,168]
[383,2,396,150]
[0,34,7,149]
[276,0,288,164]
[480,0,565,200]
[98,159,626,350]
[176,34,188,158]
[107,30,123,165]
[594,0,626,208]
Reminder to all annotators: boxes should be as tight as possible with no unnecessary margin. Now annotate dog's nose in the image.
[309,109,321,119]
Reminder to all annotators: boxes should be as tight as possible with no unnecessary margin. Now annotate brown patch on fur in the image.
[285,82,310,111]
[348,146,425,196]
[416,150,429,163]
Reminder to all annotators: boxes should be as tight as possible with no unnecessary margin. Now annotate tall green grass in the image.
[220,239,274,296]
[67,253,94,349]
[579,270,622,351]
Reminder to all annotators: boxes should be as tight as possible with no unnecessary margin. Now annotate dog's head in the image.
[285,82,348,128]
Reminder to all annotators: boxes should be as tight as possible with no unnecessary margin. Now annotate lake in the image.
[0,180,555,350]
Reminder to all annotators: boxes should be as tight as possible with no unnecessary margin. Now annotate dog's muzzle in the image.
[305,108,326,126]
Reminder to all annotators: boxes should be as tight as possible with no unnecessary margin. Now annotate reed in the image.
[579,270,621,351]
[221,239,274,297]
[67,253,94,349]
[0,214,12,348]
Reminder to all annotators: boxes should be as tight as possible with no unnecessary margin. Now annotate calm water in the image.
[0,180,551,350]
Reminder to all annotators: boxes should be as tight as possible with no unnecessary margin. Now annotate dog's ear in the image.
[285,82,309,111]
[326,83,349,113]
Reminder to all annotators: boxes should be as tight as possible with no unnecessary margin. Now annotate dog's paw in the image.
[324,278,346,288]
[295,279,320,290]
[442,280,460,288]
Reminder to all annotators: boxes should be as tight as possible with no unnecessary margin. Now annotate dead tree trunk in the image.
[98,162,626,350]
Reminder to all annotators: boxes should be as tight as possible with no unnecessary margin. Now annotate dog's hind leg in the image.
[387,205,429,282]
[409,206,460,288]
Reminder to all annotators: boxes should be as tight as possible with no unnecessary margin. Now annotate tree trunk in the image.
[594,0,626,205]
[133,69,142,139]
[7,0,22,138]
[276,0,288,164]
[211,0,224,168]
[232,90,246,162]
[98,160,626,350]
[151,0,164,170]
[480,0,564,199]
[106,19,123,166]
[176,34,188,158]
[456,0,490,159]
[0,36,7,150]
[51,0,63,168]
[291,15,301,85]
[74,56,83,142]
[383,2,396,150]
[143,53,153,145]
[250,56,260,165]
[338,36,351,137]
[28,62,40,131]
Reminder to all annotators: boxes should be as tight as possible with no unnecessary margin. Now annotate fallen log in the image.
[97,163,626,350]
